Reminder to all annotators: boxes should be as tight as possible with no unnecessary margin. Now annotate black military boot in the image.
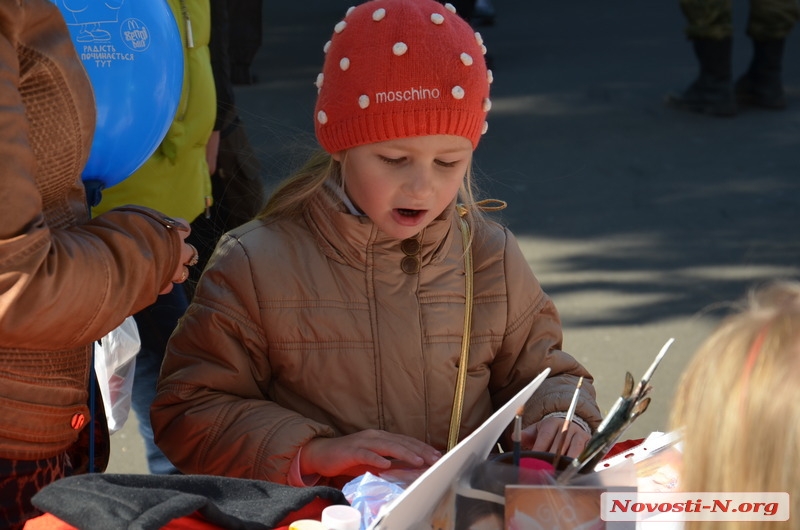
[735,38,788,109]
[667,37,737,117]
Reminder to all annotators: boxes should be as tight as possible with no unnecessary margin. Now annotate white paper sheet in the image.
[369,368,551,529]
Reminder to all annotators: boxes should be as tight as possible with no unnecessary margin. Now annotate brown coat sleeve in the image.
[0,203,186,347]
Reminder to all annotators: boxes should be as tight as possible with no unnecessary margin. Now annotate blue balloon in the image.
[53,0,183,190]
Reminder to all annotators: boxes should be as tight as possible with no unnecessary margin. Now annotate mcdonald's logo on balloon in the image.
[53,0,183,197]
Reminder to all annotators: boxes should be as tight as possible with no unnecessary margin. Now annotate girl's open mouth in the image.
[393,208,427,226]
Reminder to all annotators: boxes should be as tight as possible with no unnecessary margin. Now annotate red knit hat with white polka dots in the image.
[314,0,493,154]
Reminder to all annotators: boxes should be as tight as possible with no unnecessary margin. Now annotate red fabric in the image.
[24,513,77,530]
[161,512,222,530]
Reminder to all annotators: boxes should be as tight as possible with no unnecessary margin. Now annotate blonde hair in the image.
[257,149,489,230]
[669,281,800,530]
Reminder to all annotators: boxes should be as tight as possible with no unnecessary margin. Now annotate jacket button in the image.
[400,238,421,256]
[401,255,420,274]
[70,413,86,430]
[161,216,180,229]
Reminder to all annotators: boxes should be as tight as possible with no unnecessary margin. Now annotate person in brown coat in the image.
[0,2,197,527]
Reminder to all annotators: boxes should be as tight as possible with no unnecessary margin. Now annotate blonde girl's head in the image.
[669,281,800,530]
[260,0,494,223]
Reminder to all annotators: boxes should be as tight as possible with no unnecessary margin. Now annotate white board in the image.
[370,368,551,529]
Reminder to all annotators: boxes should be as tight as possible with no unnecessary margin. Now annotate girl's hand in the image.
[299,429,442,479]
[520,416,590,458]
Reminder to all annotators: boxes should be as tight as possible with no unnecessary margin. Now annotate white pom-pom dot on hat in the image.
[460,53,473,66]
[393,42,408,56]
[315,73,324,89]
[317,110,328,124]
[431,13,444,24]
[475,32,484,45]
[323,40,331,53]
[335,21,347,33]
[373,8,386,21]
[444,3,456,13]
[346,6,355,16]
[482,121,488,134]
[358,95,370,109]
[451,86,465,99]
[483,98,492,112]
[487,69,494,84]
[339,57,350,70]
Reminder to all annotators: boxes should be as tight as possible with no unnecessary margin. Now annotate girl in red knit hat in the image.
[152,0,602,488]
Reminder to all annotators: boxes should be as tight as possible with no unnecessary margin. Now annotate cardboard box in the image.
[505,485,636,529]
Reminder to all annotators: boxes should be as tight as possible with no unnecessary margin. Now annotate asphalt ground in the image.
[107,0,800,474]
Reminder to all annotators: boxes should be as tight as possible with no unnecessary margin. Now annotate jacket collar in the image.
[304,185,458,273]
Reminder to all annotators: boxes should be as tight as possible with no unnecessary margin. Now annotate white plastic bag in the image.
[93,316,140,434]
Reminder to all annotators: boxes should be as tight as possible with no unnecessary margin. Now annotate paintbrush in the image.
[552,376,583,468]
[557,338,675,484]
[512,405,523,468]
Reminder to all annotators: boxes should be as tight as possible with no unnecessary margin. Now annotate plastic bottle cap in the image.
[288,520,327,530]
[321,505,362,530]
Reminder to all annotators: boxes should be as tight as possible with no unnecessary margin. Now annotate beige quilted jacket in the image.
[153,186,602,484]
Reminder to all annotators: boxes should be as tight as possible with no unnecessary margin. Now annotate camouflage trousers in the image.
[680,0,800,40]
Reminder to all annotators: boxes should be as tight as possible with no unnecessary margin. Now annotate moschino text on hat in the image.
[375,86,441,103]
